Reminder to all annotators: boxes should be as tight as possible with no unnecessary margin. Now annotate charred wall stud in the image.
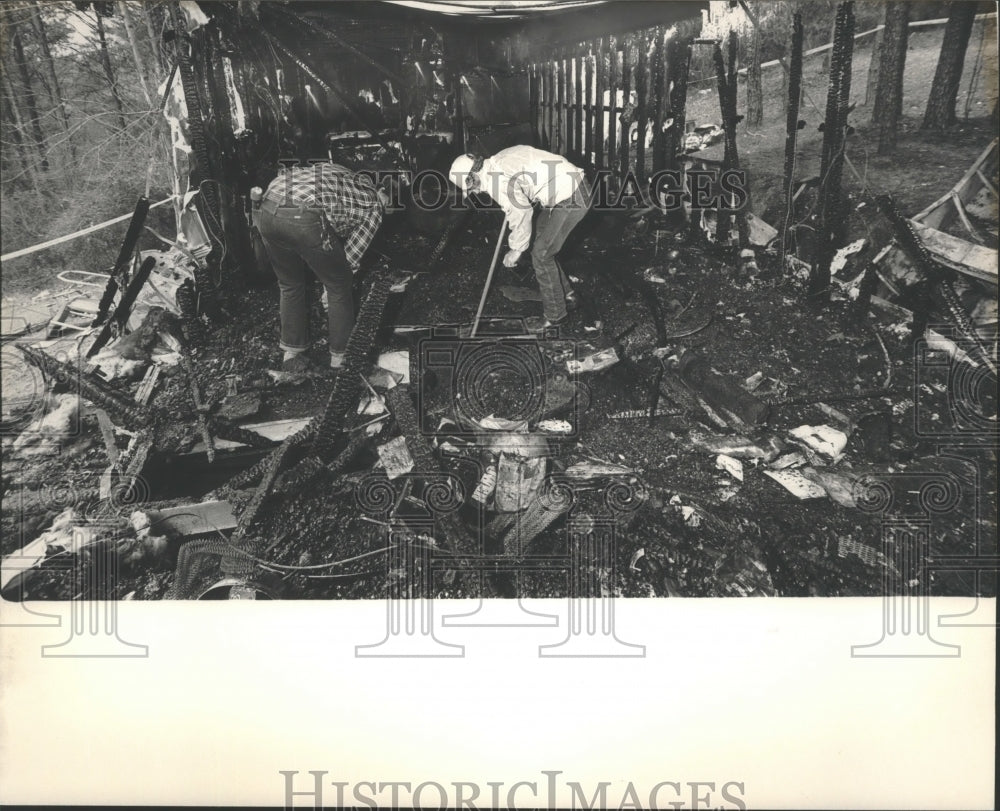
[781,11,805,266]
[812,1,856,299]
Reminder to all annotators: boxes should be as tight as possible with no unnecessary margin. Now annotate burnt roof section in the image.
[212,1,707,59]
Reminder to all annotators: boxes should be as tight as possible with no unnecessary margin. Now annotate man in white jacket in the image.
[450,146,591,330]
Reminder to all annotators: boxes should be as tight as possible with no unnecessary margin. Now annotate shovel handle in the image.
[470,217,508,338]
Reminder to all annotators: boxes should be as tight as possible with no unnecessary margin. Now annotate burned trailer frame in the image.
[179,1,709,273]
[178,2,481,287]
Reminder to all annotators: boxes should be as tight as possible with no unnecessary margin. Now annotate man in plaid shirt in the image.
[258,162,387,370]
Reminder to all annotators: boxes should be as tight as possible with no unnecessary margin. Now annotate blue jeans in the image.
[530,179,591,321]
[257,202,354,353]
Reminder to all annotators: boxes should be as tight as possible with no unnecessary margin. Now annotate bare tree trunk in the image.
[10,25,49,171]
[94,9,128,130]
[30,1,76,162]
[142,2,166,77]
[872,2,910,154]
[864,26,882,105]
[822,9,837,71]
[746,12,763,129]
[922,1,977,130]
[1,65,43,198]
[118,1,152,106]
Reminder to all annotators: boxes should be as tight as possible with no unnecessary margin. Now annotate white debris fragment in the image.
[744,371,765,391]
[629,548,646,571]
[564,460,634,479]
[769,451,808,471]
[763,469,826,500]
[831,238,865,274]
[537,419,573,434]
[476,415,529,432]
[745,212,778,246]
[357,391,388,416]
[566,347,619,374]
[680,506,701,527]
[376,350,410,384]
[789,424,849,460]
[377,435,414,480]
[471,463,498,504]
[12,393,80,455]
[715,454,744,482]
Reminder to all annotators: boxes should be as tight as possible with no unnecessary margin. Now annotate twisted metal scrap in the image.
[169,538,258,599]
[877,195,997,375]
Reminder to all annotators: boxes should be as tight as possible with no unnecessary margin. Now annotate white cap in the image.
[449,154,477,191]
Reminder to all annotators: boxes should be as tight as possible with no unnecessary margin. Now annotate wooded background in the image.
[1,1,995,293]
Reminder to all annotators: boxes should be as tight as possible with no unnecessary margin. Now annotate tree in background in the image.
[921,1,977,130]
[744,1,763,129]
[871,1,910,154]
[29,1,77,161]
[0,1,173,294]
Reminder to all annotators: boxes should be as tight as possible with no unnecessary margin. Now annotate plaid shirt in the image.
[264,162,383,270]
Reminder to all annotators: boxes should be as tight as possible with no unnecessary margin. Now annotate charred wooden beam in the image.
[209,417,278,450]
[677,350,770,426]
[179,348,215,463]
[176,280,204,344]
[812,1,856,297]
[652,27,667,174]
[607,35,619,176]
[595,37,606,171]
[635,30,649,186]
[87,256,158,358]
[666,35,692,173]
[585,43,595,164]
[312,272,393,458]
[16,345,150,430]
[91,196,150,328]
[619,34,632,177]
[781,12,804,263]
[571,50,582,157]
[712,32,750,247]
[529,62,540,146]
[227,274,395,537]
